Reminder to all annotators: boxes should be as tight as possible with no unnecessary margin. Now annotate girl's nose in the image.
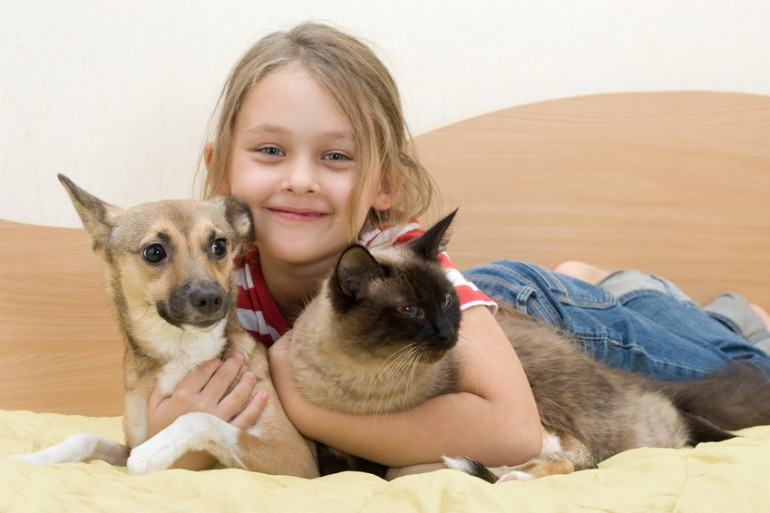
[282,157,319,194]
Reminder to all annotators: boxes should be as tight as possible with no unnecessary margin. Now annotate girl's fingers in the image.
[146,354,263,434]
[230,390,269,430]
[201,353,246,402]
[148,358,222,409]
[216,371,256,418]
[173,359,224,398]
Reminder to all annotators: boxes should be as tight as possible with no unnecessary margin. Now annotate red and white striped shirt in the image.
[235,220,496,347]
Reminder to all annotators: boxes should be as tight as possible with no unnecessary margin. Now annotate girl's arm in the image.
[268,305,543,468]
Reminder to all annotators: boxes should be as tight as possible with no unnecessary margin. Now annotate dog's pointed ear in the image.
[408,209,457,261]
[58,174,123,254]
[223,195,254,243]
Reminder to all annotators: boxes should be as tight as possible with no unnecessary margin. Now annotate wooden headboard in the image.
[422,91,770,307]
[2,91,769,416]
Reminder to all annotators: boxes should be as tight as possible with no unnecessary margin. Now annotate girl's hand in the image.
[146,353,268,469]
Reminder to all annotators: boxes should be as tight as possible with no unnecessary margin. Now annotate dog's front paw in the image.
[127,412,212,474]
[126,434,180,474]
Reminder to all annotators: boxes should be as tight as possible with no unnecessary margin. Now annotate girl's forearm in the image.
[268,309,543,468]
[287,387,542,468]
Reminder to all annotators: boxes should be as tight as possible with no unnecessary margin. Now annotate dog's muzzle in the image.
[156,280,229,329]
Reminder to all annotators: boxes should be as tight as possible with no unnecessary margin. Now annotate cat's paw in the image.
[496,470,535,482]
[492,456,574,482]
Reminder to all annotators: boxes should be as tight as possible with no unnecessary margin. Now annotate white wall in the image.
[3,0,769,227]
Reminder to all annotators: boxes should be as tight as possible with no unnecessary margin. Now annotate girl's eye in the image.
[323,152,349,161]
[400,305,419,319]
[440,293,453,310]
[143,243,167,264]
[210,238,228,258]
[259,146,285,157]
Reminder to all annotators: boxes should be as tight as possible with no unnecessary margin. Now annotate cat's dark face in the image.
[328,212,461,363]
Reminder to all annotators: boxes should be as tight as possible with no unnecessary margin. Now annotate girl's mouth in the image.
[268,207,328,222]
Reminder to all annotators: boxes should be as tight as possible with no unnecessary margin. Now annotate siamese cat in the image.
[290,211,770,482]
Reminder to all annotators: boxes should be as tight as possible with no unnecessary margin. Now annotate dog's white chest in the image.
[150,320,229,394]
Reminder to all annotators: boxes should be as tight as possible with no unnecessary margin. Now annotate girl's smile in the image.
[266,206,329,222]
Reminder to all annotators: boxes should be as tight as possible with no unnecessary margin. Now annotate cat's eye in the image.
[440,293,453,310]
[143,243,167,264]
[210,238,228,259]
[400,305,419,319]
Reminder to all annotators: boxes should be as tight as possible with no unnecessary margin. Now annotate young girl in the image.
[146,22,770,472]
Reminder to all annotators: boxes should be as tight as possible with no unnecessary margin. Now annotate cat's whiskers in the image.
[395,344,427,411]
[364,344,405,413]
[400,343,427,411]
[372,345,414,413]
[373,343,423,414]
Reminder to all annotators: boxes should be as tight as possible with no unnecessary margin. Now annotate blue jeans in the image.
[463,261,770,382]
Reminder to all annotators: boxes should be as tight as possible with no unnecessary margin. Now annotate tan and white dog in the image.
[13,175,318,477]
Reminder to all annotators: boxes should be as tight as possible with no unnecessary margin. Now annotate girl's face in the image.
[222,64,392,271]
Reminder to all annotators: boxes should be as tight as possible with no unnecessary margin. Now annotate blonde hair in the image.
[199,22,438,238]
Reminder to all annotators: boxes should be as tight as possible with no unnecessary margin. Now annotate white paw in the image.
[126,411,213,474]
[126,434,179,475]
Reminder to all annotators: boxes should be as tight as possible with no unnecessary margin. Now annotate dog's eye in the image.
[143,244,166,264]
[211,238,228,259]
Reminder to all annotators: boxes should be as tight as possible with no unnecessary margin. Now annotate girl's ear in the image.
[204,142,215,170]
[204,142,231,195]
[372,177,396,210]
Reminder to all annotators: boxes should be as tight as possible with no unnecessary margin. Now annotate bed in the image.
[2,91,769,512]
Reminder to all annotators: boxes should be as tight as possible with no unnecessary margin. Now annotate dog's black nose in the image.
[190,287,224,315]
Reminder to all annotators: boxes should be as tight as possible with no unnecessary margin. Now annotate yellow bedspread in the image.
[2,410,768,512]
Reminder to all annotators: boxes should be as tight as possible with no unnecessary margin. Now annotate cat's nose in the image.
[436,319,457,347]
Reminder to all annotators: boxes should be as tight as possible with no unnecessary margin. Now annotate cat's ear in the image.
[334,245,386,301]
[409,209,457,260]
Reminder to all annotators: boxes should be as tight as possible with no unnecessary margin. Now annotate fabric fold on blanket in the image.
[2,410,769,513]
